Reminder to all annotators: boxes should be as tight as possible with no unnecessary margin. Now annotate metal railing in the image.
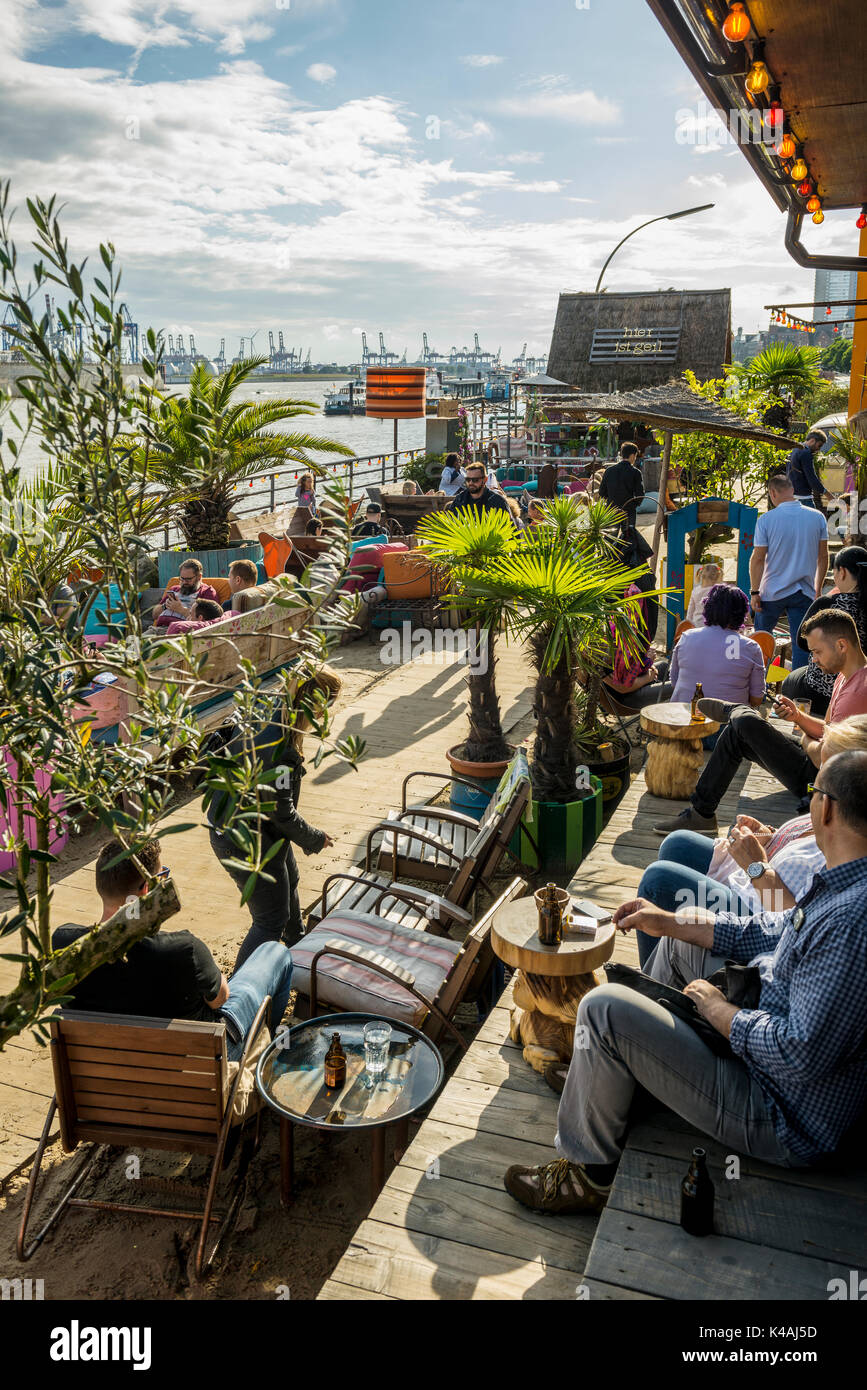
[158,447,427,550]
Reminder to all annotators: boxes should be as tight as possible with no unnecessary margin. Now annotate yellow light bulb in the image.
[745,60,770,95]
[812,210,824,225]
[791,158,808,181]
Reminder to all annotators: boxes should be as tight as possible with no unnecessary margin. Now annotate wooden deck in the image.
[321,755,813,1301]
[0,640,534,1186]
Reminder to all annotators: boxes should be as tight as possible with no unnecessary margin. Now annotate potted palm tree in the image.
[142,357,353,585]
[414,507,516,813]
[728,342,821,432]
[453,498,651,874]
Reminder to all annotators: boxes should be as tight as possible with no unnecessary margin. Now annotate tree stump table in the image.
[491,897,615,1073]
[640,701,720,800]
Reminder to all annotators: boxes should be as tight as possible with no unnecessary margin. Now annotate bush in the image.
[799,380,849,427]
[403,452,444,492]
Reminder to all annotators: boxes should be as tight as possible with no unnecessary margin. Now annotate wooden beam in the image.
[650,428,673,572]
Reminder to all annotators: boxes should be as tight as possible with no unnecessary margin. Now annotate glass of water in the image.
[363,1020,392,1081]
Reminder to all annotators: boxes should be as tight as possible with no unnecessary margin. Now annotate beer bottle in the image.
[538,882,563,947]
[680,1147,714,1236]
[690,682,704,721]
[324,1032,346,1090]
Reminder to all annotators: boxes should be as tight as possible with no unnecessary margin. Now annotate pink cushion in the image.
[290,911,460,1025]
[342,541,408,595]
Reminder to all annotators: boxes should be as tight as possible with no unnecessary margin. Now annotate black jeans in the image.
[780,666,830,718]
[209,826,304,973]
[690,706,813,819]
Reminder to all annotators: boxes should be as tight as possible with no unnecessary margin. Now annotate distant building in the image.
[547,289,731,392]
[813,268,858,324]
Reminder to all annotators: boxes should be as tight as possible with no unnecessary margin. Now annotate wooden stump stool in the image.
[640,701,720,800]
[491,898,615,1073]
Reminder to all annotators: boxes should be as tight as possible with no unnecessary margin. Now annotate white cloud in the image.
[441,119,494,141]
[461,55,505,68]
[307,63,337,84]
[505,151,543,165]
[494,87,620,125]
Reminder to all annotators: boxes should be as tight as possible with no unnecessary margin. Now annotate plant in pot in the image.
[140,356,353,585]
[452,497,653,874]
[414,507,517,815]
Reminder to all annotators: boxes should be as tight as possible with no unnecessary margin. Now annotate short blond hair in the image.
[822,714,867,759]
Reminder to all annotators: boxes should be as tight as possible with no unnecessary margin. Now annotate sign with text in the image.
[590,326,681,364]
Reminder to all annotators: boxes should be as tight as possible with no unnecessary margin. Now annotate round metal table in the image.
[256,1013,444,1205]
[491,897,616,1073]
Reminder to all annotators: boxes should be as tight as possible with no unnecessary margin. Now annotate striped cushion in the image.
[291,912,461,1025]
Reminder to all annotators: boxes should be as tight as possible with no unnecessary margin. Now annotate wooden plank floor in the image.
[0,639,534,1185]
[321,752,801,1300]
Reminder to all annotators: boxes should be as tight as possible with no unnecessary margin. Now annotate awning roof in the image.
[647,0,866,212]
[542,381,799,447]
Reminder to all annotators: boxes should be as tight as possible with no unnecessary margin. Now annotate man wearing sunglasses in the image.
[446,462,514,519]
[505,750,867,1215]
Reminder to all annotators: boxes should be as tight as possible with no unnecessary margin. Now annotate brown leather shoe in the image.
[503,1158,611,1214]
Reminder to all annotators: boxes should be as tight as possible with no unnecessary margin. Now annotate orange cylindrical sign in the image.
[365,367,426,419]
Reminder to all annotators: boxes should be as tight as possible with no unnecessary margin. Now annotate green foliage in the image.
[829,426,867,496]
[799,379,849,427]
[141,358,353,549]
[729,342,821,401]
[0,185,362,1046]
[821,337,853,373]
[402,451,442,492]
[670,372,788,509]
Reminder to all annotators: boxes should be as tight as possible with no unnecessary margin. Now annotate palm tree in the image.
[415,507,516,764]
[729,342,821,431]
[142,357,353,551]
[451,498,651,803]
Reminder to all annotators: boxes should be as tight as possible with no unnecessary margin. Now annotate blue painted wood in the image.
[665,499,759,649]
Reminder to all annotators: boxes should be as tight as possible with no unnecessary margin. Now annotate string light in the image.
[722,2,751,43]
[797,177,813,197]
[812,210,824,225]
[791,156,808,183]
[776,131,796,161]
[806,195,822,213]
[857,204,867,230]
[763,98,784,133]
[745,57,769,96]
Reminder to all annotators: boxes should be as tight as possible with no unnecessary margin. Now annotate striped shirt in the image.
[713,856,867,1163]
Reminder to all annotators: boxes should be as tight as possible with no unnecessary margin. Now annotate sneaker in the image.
[697,698,737,725]
[503,1157,611,1214]
[544,1062,568,1095]
[652,805,718,836]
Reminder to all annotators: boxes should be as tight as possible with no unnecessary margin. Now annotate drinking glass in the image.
[363,1021,392,1080]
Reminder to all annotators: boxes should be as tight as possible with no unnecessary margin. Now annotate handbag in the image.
[603,960,742,1059]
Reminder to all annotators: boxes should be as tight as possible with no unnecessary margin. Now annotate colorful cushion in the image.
[289,911,460,1025]
[342,541,408,595]
[351,533,389,555]
[382,551,437,599]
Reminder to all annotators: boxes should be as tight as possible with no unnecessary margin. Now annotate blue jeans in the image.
[209,826,303,972]
[635,830,742,968]
[219,940,294,1063]
[755,591,813,670]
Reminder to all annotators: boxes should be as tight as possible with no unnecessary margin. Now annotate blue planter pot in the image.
[450,772,502,821]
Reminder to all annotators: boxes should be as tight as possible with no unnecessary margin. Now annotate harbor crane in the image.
[379,332,399,365]
[215,338,227,368]
[512,342,528,370]
[120,304,139,362]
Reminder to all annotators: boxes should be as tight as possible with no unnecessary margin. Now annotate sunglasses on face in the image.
[807,784,837,804]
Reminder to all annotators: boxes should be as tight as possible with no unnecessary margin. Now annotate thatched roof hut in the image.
[547,289,731,393]
[561,381,800,449]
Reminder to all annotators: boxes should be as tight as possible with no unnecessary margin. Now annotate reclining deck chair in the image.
[306,754,532,935]
[370,749,531,885]
[292,878,525,1052]
[17,1002,269,1280]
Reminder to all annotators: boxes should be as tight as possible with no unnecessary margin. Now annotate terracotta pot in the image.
[446,744,512,781]
[446,743,514,819]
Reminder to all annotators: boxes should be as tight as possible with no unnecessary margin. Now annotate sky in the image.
[0,0,858,365]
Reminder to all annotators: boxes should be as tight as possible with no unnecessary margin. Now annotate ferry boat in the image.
[323,378,366,415]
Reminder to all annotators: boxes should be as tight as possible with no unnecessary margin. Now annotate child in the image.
[306,518,324,537]
[295,472,318,516]
[686,562,723,627]
[401,480,419,496]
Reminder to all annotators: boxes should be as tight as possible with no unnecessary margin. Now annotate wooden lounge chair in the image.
[293,878,525,1052]
[17,1002,269,1280]
[370,750,531,885]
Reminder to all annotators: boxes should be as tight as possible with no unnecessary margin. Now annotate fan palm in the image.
[451,498,654,803]
[415,507,517,763]
[142,357,353,550]
[729,343,821,431]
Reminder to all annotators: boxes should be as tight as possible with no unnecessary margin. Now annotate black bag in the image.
[603,960,737,1059]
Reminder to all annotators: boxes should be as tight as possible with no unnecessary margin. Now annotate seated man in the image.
[504,750,867,1214]
[654,609,867,835]
[166,597,224,635]
[153,558,219,629]
[353,503,385,539]
[446,462,513,518]
[52,839,294,1074]
[222,558,259,612]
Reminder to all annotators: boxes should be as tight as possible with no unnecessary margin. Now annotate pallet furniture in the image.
[17,1003,269,1280]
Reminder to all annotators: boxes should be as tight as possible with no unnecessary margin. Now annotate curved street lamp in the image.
[594,204,715,293]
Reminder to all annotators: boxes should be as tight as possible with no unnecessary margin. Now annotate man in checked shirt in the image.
[504,750,867,1215]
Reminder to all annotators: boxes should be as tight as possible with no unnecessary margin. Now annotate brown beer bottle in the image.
[680,1147,714,1236]
[691,682,704,721]
[324,1032,346,1090]
[538,882,563,947]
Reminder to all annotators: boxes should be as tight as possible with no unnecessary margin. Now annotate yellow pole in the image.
[848,224,867,419]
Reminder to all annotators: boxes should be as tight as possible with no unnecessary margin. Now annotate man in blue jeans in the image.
[749,475,828,671]
[53,838,294,1064]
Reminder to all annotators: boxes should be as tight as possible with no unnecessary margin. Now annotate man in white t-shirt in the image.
[749,475,828,671]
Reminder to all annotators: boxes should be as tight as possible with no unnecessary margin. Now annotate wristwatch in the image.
[747,861,767,880]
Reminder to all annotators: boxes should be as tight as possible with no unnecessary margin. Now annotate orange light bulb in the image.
[722,2,752,43]
[806,195,821,213]
[776,133,796,160]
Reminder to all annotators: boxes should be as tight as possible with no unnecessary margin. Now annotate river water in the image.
[6,378,429,484]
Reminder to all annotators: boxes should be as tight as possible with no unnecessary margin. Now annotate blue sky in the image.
[1,0,856,364]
